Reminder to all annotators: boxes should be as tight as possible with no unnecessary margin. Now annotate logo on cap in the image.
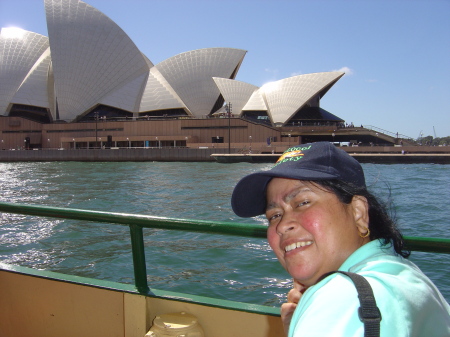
[276,149,304,163]
[275,145,312,166]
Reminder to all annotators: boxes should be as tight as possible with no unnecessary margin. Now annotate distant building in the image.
[0,0,346,151]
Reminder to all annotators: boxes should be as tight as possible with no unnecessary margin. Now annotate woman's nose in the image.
[276,210,298,234]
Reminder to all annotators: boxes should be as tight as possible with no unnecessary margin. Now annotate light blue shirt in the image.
[289,240,450,337]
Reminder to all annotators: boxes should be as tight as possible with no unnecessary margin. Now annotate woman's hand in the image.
[281,280,305,336]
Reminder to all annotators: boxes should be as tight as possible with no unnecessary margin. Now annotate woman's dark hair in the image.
[314,179,410,258]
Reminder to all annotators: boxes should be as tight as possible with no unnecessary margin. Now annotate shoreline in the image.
[1,146,449,164]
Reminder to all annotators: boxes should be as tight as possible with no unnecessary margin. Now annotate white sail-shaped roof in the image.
[0,1,346,127]
[139,67,187,113]
[262,72,344,125]
[99,72,149,113]
[0,28,49,115]
[155,48,247,118]
[10,47,52,110]
[44,0,151,121]
[241,88,268,112]
[212,78,258,115]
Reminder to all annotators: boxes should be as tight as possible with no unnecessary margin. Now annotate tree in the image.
[417,135,450,146]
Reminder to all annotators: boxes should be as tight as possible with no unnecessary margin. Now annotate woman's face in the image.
[266,178,368,287]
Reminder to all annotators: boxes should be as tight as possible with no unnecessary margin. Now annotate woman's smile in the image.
[284,240,313,253]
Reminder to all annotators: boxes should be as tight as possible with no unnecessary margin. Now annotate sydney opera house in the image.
[0,0,348,152]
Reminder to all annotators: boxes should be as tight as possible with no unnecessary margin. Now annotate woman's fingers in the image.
[281,302,297,336]
[281,280,306,336]
[287,287,301,303]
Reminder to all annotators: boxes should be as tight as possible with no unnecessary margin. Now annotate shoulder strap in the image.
[323,271,382,337]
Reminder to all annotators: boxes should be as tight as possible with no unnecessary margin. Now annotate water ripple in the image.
[0,162,448,305]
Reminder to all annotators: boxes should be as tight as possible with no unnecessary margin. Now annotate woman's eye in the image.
[298,200,310,207]
[267,213,281,223]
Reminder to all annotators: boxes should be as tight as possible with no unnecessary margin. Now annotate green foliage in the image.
[417,135,450,146]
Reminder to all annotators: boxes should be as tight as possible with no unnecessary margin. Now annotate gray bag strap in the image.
[323,271,381,337]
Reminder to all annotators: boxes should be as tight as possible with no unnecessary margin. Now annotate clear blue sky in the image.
[1,0,449,138]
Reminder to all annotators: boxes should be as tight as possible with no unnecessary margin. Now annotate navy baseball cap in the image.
[231,141,366,217]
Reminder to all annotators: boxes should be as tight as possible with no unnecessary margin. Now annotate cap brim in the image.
[231,173,273,218]
[231,168,338,217]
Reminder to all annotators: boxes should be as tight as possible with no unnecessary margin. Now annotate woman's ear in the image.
[351,195,369,234]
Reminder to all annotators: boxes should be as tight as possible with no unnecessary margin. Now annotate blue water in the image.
[0,162,449,306]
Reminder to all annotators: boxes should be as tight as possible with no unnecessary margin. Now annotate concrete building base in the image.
[0,148,235,162]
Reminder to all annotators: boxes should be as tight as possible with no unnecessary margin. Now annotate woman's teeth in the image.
[285,241,313,252]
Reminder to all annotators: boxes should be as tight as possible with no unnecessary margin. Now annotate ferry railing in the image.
[1,201,449,295]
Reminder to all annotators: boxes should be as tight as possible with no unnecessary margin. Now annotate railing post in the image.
[129,224,150,294]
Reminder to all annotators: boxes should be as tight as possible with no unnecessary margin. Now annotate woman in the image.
[231,141,449,336]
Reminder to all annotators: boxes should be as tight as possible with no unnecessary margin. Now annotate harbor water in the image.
[0,161,449,306]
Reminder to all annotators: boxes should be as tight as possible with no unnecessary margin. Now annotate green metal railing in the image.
[1,201,449,294]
